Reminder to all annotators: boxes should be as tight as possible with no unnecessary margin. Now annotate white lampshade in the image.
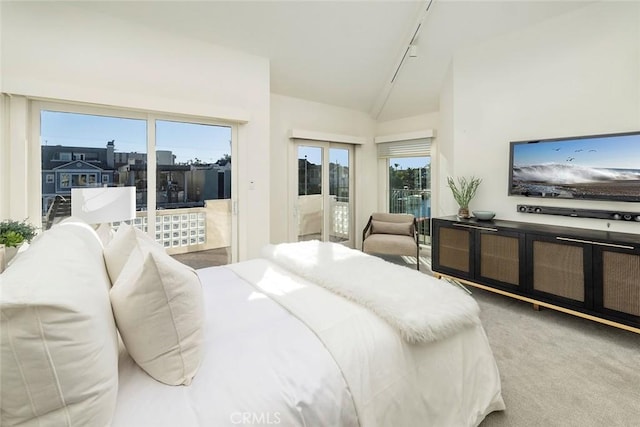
[71,187,136,224]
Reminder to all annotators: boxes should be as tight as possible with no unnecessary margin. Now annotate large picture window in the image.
[37,103,236,264]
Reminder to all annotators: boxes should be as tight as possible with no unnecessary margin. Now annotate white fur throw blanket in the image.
[261,241,480,343]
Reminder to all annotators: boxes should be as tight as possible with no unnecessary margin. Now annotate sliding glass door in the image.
[39,110,149,231]
[155,120,233,264]
[294,141,354,247]
[36,102,237,264]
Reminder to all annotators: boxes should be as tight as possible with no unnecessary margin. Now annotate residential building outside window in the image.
[37,104,237,264]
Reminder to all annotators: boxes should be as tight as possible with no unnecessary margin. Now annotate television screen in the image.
[509,131,640,202]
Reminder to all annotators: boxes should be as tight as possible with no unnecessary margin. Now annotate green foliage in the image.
[0,219,38,248]
[447,176,482,208]
[1,231,24,247]
[389,163,431,191]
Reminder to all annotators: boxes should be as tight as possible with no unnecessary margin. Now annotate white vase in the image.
[2,244,21,271]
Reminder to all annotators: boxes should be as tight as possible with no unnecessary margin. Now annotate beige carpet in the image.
[380,252,640,426]
[474,288,640,426]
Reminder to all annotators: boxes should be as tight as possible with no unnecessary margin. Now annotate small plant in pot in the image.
[0,219,38,267]
[447,176,482,219]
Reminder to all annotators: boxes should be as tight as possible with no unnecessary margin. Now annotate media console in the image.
[431,216,640,334]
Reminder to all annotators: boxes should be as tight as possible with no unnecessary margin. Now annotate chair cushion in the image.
[0,219,119,427]
[371,220,413,236]
[371,212,414,223]
[110,243,204,386]
[363,233,417,256]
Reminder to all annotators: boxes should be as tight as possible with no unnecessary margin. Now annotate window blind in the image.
[377,138,431,158]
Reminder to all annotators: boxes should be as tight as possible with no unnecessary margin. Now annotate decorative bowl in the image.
[473,210,495,221]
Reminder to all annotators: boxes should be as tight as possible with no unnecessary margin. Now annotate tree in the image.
[216,154,231,166]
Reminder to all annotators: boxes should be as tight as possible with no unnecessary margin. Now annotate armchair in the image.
[362,213,420,270]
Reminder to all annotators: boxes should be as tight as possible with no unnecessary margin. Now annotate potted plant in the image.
[447,176,482,219]
[0,219,38,268]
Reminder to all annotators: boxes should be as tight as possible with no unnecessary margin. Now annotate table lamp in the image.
[71,186,136,231]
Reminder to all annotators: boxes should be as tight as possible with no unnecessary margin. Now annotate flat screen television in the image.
[509,131,640,202]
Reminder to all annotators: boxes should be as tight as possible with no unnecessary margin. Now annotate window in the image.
[38,104,237,265]
[155,120,232,206]
[60,173,70,188]
[293,142,354,247]
[71,173,92,187]
[388,157,431,219]
[377,135,432,245]
[46,174,54,183]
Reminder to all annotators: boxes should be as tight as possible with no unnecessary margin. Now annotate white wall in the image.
[0,2,271,260]
[375,112,439,136]
[440,1,640,234]
[436,66,456,218]
[270,94,376,247]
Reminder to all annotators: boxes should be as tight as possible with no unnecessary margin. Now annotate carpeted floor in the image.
[474,287,640,426]
[382,251,640,426]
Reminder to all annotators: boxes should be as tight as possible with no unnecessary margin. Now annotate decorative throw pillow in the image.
[0,220,119,426]
[110,250,204,386]
[103,223,164,284]
[371,220,413,236]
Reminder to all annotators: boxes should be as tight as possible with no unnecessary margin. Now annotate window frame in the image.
[30,100,239,262]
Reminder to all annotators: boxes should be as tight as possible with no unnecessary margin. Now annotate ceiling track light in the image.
[371,0,433,119]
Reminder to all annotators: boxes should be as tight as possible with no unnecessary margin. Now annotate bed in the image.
[1,221,503,427]
[114,241,505,427]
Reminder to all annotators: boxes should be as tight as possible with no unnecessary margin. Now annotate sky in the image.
[41,111,232,164]
[513,134,640,169]
[42,110,430,169]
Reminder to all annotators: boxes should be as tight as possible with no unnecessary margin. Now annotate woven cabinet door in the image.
[601,250,640,317]
[528,235,590,306]
[478,232,521,288]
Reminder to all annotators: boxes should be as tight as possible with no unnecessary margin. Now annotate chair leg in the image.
[416,245,420,271]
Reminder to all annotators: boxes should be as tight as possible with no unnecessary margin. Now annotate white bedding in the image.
[228,259,505,427]
[114,258,504,427]
[113,266,358,427]
[261,240,481,343]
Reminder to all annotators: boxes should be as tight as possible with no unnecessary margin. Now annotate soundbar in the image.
[516,204,640,221]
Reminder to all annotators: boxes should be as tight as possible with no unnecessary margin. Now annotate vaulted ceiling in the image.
[75,1,593,122]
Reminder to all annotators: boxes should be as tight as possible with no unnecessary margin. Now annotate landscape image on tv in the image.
[510,133,640,202]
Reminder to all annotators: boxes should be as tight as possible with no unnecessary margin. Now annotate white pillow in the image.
[110,250,204,386]
[0,220,119,426]
[103,223,163,284]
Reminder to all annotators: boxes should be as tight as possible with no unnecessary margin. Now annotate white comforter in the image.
[114,266,358,427]
[261,240,481,343]
[114,258,504,427]
[228,258,504,427]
